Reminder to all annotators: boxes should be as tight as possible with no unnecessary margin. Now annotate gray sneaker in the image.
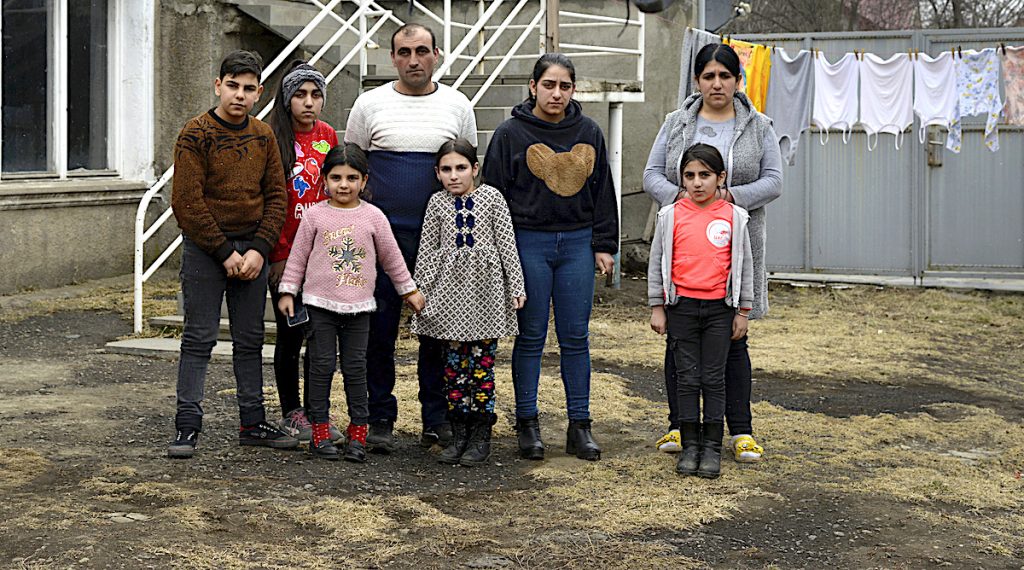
[281,408,312,441]
[366,420,395,453]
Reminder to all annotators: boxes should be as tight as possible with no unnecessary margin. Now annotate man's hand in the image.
[238,250,265,280]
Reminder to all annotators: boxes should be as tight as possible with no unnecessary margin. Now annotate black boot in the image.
[565,419,601,461]
[515,416,544,460]
[460,415,494,466]
[675,421,702,476]
[438,417,469,465]
[697,422,724,479]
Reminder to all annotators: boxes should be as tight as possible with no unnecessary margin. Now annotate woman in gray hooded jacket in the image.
[643,42,783,464]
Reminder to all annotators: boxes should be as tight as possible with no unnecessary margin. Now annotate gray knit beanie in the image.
[282,64,327,108]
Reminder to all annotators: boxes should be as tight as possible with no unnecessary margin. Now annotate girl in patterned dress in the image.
[278,144,425,462]
[411,138,526,466]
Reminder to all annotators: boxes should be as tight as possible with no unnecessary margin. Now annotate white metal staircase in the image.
[133,0,645,334]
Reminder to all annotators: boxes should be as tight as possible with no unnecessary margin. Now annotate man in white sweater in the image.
[345,23,478,452]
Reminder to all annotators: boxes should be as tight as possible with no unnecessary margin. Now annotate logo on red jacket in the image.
[706,220,731,248]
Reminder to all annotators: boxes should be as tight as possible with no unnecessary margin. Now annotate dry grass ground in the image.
[0,277,1022,568]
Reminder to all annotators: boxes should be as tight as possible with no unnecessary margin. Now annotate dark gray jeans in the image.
[666,297,734,423]
[306,306,370,425]
[176,238,268,430]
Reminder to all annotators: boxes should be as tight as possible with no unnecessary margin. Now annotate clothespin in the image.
[957,45,962,58]
[1000,42,1006,55]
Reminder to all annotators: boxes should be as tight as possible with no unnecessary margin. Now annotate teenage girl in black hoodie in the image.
[483,53,619,461]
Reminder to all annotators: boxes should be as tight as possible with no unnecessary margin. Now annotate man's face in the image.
[391,28,438,93]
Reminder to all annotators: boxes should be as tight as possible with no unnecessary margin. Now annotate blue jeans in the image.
[512,227,595,421]
[365,227,448,428]
[176,238,268,430]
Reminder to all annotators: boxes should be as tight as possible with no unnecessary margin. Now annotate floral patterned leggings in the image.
[444,339,498,417]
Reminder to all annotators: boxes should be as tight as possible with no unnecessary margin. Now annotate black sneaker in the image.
[239,421,300,449]
[420,423,453,448]
[366,420,395,454]
[168,428,199,459]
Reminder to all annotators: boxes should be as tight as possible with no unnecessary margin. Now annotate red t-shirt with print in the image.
[270,120,338,263]
[671,198,734,300]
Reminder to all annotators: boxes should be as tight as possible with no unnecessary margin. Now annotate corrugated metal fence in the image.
[734,28,1024,280]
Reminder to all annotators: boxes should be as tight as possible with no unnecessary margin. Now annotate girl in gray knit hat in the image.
[266,60,341,445]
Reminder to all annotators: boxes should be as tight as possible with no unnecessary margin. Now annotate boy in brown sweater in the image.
[168,50,296,458]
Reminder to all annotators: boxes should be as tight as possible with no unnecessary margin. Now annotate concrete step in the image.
[473,106,513,129]
[150,315,280,342]
[105,337,278,364]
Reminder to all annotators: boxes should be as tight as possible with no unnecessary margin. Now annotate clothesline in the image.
[678,27,1024,161]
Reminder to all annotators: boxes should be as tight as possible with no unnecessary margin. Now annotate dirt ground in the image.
[0,276,1022,569]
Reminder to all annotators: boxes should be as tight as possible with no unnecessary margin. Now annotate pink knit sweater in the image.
[278,201,415,314]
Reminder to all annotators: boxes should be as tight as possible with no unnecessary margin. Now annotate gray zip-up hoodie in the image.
[647,200,754,310]
[643,91,781,319]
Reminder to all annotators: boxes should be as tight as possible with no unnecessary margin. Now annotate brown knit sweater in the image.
[171,110,287,263]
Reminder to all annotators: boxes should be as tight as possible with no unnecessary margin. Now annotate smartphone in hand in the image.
[287,297,309,327]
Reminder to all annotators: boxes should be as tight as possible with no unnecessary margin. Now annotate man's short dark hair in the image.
[219,50,263,79]
[390,23,437,53]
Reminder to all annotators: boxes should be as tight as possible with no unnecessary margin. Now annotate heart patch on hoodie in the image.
[525,143,596,197]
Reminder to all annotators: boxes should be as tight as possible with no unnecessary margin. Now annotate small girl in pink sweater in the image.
[278,144,425,462]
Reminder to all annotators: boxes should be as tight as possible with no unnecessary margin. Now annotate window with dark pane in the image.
[68,0,108,171]
[2,0,50,173]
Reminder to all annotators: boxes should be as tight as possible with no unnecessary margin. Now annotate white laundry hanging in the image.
[765,48,813,165]
[859,52,913,150]
[812,52,859,145]
[913,51,958,145]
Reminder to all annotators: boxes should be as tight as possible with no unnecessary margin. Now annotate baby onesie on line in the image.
[1001,46,1024,126]
[812,52,859,145]
[765,48,813,165]
[859,53,914,150]
[913,52,958,144]
[947,48,1002,153]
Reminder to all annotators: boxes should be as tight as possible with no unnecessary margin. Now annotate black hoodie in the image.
[483,99,619,254]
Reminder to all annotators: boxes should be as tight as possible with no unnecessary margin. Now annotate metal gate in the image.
[734,28,1024,280]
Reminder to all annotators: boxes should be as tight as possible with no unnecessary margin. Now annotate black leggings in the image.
[270,286,310,415]
[664,335,753,435]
